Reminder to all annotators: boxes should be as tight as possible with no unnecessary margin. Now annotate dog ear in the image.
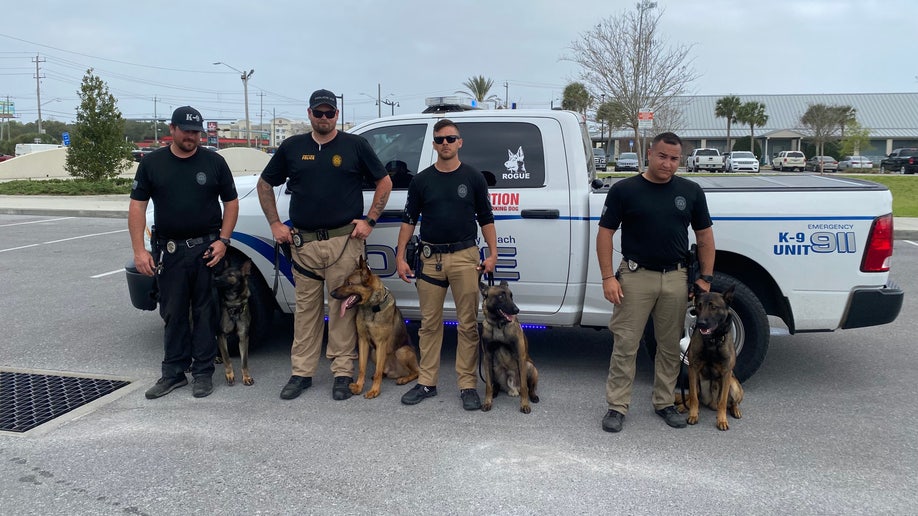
[479,282,489,297]
[499,280,509,287]
[722,284,736,306]
[240,260,252,275]
[517,146,524,159]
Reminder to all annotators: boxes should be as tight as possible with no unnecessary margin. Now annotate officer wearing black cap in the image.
[258,88,392,402]
[129,105,239,400]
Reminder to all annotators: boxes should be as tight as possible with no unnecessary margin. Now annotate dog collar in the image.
[370,288,394,313]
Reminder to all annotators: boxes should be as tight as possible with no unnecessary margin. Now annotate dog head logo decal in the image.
[503,146,530,180]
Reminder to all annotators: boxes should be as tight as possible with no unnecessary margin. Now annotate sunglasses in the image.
[433,135,460,144]
[312,109,337,119]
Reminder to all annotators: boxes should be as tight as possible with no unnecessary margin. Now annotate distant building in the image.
[603,92,918,163]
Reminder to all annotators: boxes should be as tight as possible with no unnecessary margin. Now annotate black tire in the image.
[642,272,769,383]
[246,266,277,345]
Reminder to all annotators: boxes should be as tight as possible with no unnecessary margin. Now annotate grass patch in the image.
[844,174,918,217]
[0,178,133,195]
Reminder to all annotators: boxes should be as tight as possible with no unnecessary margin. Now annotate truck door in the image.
[454,118,572,321]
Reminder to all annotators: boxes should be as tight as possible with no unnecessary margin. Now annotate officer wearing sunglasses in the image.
[258,88,392,402]
[395,119,498,411]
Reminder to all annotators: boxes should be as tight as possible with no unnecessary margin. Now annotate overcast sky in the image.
[2,0,913,128]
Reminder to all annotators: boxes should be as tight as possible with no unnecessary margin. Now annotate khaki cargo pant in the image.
[289,235,363,378]
[415,246,481,390]
[606,264,688,414]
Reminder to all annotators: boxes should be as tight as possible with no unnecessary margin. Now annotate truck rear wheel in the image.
[641,272,769,382]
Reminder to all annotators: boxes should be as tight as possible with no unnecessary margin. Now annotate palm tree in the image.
[715,95,742,152]
[735,101,768,156]
[457,75,501,106]
[561,82,591,115]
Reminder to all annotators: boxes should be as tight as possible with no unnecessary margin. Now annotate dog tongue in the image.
[340,295,358,318]
[500,309,514,322]
[700,327,713,335]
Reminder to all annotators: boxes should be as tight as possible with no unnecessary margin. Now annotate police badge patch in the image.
[457,184,468,198]
[196,172,207,185]
[674,196,687,211]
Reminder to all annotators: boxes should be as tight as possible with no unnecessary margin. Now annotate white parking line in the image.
[904,240,918,247]
[91,269,124,279]
[0,243,41,253]
[44,229,127,244]
[0,217,76,228]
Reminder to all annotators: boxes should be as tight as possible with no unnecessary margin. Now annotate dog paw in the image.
[243,376,254,386]
[731,408,742,419]
[349,383,362,395]
[717,420,730,431]
[224,374,235,386]
[481,401,493,412]
[686,414,699,425]
[520,404,531,414]
[365,390,380,399]
[530,394,540,403]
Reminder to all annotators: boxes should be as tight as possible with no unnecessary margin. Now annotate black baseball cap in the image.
[309,89,338,110]
[171,106,205,132]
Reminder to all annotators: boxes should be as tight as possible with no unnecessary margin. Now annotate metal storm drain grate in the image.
[0,370,131,433]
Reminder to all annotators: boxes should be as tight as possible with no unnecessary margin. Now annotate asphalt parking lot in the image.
[1,214,916,515]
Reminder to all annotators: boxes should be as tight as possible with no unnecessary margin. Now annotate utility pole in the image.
[377,83,382,118]
[382,98,398,116]
[153,96,159,145]
[33,54,45,135]
[258,91,265,148]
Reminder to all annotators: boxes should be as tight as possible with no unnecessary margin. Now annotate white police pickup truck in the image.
[126,105,903,382]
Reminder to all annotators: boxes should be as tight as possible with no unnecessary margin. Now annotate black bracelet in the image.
[602,275,614,280]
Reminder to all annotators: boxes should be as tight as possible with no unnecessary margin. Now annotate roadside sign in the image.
[638,109,653,130]
[62,132,70,146]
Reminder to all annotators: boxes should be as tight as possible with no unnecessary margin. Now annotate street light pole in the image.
[214,61,254,147]
[635,0,657,170]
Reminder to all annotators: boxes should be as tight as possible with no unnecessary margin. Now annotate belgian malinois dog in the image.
[214,258,255,386]
[479,280,539,414]
[680,284,744,430]
[330,256,420,399]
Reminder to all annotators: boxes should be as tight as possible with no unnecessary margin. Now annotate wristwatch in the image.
[219,237,231,246]
[365,217,377,227]
[700,274,714,283]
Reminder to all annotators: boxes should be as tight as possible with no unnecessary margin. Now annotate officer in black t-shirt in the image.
[395,119,498,411]
[258,89,391,402]
[129,106,239,400]
[596,131,715,433]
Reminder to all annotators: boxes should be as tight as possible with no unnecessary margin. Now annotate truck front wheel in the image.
[641,272,769,383]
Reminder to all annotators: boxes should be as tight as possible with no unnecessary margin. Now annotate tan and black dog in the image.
[479,280,539,414]
[330,256,419,399]
[214,258,255,386]
[679,284,744,430]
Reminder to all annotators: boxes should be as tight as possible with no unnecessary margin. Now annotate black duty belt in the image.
[157,233,219,253]
[421,240,477,256]
[292,224,355,246]
[624,258,684,273]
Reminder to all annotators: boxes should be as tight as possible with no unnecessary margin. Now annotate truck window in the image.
[455,122,546,188]
[359,123,426,190]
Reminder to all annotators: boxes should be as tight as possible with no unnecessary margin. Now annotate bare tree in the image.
[566,2,697,168]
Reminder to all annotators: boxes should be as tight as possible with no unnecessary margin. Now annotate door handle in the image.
[520,209,559,219]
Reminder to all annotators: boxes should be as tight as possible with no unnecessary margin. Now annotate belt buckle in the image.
[316,229,329,241]
[422,244,432,258]
[184,238,197,248]
[627,259,639,272]
[166,241,177,254]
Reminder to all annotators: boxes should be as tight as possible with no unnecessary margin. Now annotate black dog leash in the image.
[477,269,497,383]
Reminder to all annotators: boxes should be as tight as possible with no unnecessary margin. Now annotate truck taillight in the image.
[861,213,893,272]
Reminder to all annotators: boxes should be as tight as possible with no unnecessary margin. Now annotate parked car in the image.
[130,147,156,162]
[879,148,918,174]
[725,151,760,173]
[0,154,14,163]
[838,155,873,171]
[772,150,806,171]
[592,148,606,171]
[806,155,839,173]
[614,152,639,171]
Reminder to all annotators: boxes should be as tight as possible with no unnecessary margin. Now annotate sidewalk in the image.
[1,194,917,239]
